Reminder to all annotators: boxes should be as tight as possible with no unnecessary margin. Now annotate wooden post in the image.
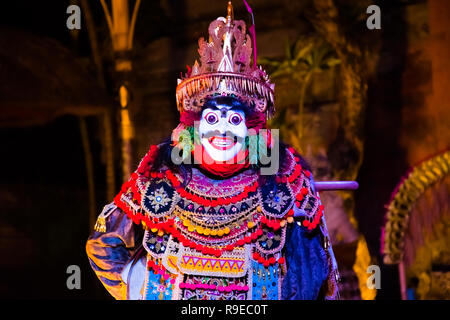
[100,0,141,182]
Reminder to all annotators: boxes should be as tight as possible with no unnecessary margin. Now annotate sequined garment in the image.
[86,146,340,300]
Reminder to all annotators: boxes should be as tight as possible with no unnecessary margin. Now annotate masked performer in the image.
[86,2,340,300]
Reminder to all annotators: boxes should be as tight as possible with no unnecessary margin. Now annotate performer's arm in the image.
[86,203,143,300]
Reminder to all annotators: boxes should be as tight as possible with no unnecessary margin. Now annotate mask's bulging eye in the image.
[205,112,218,125]
[229,113,243,126]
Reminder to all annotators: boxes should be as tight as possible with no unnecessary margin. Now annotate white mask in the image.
[198,104,247,162]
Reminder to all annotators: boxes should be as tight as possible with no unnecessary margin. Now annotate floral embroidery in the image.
[142,181,178,217]
[147,186,171,211]
[144,231,170,257]
[258,229,282,250]
[259,182,294,218]
[146,275,173,300]
[263,189,290,212]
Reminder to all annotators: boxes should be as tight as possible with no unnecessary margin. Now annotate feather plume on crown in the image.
[175,2,275,119]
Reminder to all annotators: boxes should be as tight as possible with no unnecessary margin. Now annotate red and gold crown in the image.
[176,2,275,118]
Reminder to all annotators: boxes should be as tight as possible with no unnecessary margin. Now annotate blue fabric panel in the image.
[144,271,174,300]
[251,262,279,300]
[281,223,328,300]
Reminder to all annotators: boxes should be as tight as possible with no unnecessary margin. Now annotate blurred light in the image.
[119,85,129,108]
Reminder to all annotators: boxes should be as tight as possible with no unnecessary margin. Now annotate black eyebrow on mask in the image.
[204,106,245,114]
[202,100,247,113]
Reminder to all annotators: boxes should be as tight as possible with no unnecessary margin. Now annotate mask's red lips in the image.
[208,136,236,150]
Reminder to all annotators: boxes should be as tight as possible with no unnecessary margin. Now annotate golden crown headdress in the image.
[176,2,275,118]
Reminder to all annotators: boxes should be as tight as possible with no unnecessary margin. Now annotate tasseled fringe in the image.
[94,217,106,233]
[94,203,116,233]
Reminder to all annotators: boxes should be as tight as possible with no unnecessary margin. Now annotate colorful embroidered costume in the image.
[86,2,339,300]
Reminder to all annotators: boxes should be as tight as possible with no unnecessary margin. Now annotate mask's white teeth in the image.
[213,140,231,147]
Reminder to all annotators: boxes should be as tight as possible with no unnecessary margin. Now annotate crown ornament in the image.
[176,2,275,118]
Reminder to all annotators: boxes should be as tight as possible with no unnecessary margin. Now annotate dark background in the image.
[0,0,448,299]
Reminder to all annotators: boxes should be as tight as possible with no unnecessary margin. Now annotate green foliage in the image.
[258,37,340,151]
[259,37,340,81]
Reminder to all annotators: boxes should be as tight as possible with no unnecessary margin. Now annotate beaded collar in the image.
[183,168,258,198]
[109,144,325,290]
